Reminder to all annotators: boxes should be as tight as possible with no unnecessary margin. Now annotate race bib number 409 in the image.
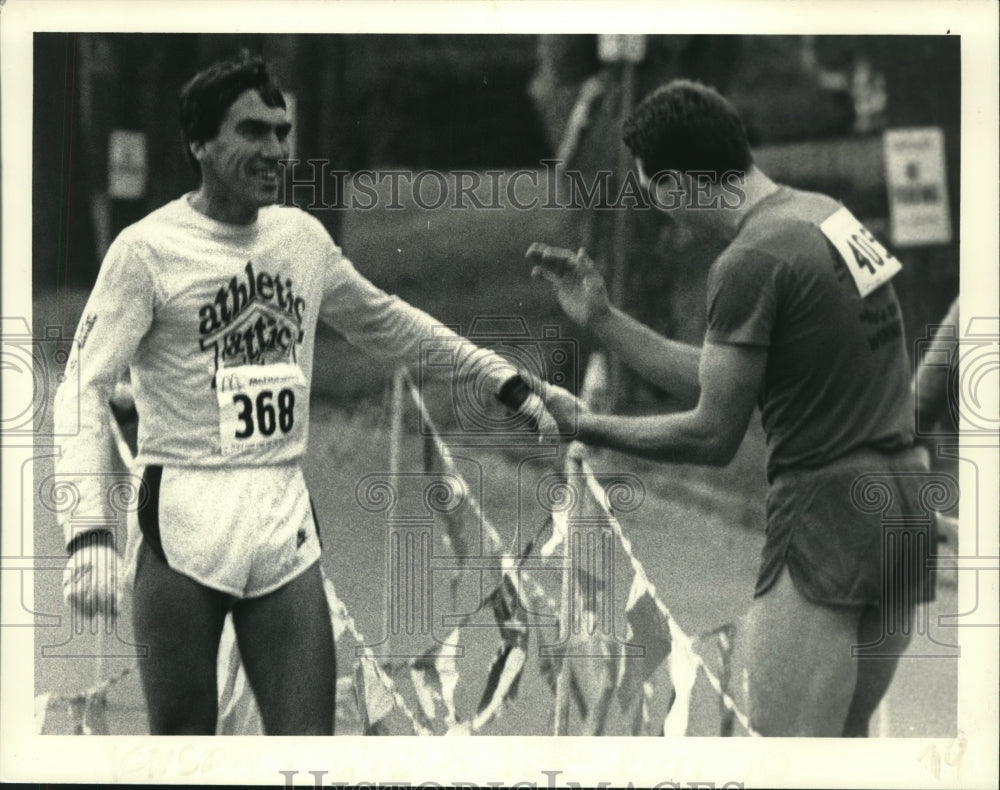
[819,206,902,298]
[215,363,308,462]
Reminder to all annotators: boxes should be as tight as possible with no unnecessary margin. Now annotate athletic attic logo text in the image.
[198,261,306,370]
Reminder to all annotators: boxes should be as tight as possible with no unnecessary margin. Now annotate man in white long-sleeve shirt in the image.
[54,54,545,735]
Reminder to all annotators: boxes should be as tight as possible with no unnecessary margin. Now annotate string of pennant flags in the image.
[576,456,755,736]
[35,359,756,737]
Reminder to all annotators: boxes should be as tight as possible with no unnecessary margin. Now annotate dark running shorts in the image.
[756,446,940,608]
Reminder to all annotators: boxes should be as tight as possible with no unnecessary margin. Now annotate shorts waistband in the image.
[771,444,923,486]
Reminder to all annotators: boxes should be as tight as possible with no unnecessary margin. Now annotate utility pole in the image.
[597,35,645,410]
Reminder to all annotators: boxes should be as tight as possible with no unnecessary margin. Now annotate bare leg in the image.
[132,541,231,734]
[231,561,336,735]
[746,566,863,736]
[842,603,913,736]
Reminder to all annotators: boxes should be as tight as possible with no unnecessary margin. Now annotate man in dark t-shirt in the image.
[526,80,931,736]
[707,187,914,480]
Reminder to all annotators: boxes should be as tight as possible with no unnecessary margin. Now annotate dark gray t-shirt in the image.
[706,186,914,481]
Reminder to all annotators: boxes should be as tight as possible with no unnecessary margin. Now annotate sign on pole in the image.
[883,127,952,247]
[597,35,646,64]
[107,130,147,200]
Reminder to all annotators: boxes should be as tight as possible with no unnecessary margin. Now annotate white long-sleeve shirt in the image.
[53,196,515,545]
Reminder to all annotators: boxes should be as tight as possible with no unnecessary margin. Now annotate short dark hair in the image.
[622,79,752,181]
[178,53,286,172]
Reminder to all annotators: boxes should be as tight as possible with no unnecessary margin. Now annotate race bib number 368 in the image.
[215,363,308,462]
[819,206,903,298]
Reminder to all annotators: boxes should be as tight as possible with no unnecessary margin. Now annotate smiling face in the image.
[190,89,291,224]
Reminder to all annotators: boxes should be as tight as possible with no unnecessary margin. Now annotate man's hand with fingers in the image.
[63,530,119,618]
[517,371,588,439]
[526,243,611,327]
[496,372,568,442]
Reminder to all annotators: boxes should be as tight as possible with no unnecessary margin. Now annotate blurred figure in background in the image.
[914,295,960,458]
[527,79,931,736]
[913,295,961,558]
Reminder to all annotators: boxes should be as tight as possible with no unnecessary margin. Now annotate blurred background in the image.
[34,33,960,394]
[30,33,961,737]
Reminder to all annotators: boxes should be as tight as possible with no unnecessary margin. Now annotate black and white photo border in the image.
[2,1,998,787]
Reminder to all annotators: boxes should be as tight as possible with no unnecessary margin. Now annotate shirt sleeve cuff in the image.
[66,528,115,557]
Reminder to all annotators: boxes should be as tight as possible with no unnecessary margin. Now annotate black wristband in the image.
[109,399,139,427]
[66,528,114,557]
[496,374,532,411]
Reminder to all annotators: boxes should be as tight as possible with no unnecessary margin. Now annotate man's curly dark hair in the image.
[622,79,752,181]
[178,52,286,173]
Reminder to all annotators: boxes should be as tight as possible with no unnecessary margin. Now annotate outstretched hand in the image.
[521,390,561,443]
[526,243,611,327]
[496,373,561,443]
[521,371,589,438]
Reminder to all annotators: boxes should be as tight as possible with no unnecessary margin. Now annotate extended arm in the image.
[318,256,515,390]
[541,340,764,465]
[589,307,701,404]
[318,251,556,434]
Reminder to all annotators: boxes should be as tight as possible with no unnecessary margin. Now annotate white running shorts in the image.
[136,463,322,598]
